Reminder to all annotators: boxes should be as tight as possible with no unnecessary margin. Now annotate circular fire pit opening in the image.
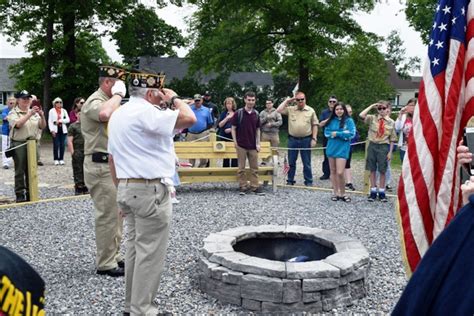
[233,237,335,262]
[199,225,370,313]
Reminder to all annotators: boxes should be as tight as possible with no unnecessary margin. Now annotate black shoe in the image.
[304,183,313,187]
[82,186,89,195]
[319,175,330,180]
[286,181,295,185]
[15,194,27,203]
[117,260,125,268]
[37,161,44,166]
[96,266,124,277]
[239,188,247,195]
[367,191,377,202]
[385,185,393,192]
[252,187,265,196]
[346,183,356,191]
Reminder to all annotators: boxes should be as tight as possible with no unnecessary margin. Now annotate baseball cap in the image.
[194,94,202,100]
[14,90,32,99]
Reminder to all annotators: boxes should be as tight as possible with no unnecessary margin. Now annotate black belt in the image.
[91,152,109,163]
[289,135,312,140]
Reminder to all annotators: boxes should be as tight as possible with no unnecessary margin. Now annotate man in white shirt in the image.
[108,71,196,315]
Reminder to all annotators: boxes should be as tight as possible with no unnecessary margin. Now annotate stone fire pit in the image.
[198,225,370,312]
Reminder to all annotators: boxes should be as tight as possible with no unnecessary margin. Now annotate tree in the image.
[384,30,421,79]
[113,4,185,65]
[186,0,377,95]
[405,0,438,44]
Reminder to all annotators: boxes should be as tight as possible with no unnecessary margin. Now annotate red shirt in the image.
[231,109,260,150]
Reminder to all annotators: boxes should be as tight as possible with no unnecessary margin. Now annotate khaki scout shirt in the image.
[281,105,319,137]
[366,114,397,144]
[81,88,110,155]
[7,106,41,141]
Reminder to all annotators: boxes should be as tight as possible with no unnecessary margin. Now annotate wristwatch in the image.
[170,96,181,107]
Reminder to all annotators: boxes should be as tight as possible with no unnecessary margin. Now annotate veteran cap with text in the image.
[98,65,127,81]
[129,71,165,89]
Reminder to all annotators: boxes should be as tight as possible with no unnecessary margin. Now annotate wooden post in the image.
[27,140,39,202]
[209,131,217,167]
[364,141,370,194]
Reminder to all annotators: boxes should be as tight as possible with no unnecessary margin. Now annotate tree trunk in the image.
[298,58,310,95]
[62,9,76,111]
[42,4,54,122]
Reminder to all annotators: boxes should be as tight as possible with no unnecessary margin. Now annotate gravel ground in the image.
[0,142,406,314]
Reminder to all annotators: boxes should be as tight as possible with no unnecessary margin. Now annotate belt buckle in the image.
[101,154,107,162]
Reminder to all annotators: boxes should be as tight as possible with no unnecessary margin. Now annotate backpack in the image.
[236,108,259,129]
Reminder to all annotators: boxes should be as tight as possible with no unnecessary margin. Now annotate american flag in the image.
[282,155,290,176]
[398,0,474,275]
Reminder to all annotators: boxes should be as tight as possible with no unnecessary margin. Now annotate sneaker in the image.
[385,185,392,192]
[171,197,180,204]
[378,191,388,202]
[367,191,377,202]
[252,187,265,196]
[286,181,295,186]
[59,160,65,165]
[304,183,313,187]
[3,165,8,169]
[346,183,356,191]
[319,175,330,180]
[239,188,247,195]
[54,160,59,165]
[37,161,44,166]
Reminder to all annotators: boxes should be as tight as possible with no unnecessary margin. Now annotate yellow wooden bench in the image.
[175,132,278,192]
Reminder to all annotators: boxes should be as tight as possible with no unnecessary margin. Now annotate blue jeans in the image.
[287,136,313,185]
[53,128,66,161]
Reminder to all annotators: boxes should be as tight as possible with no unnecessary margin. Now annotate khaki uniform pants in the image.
[236,145,259,190]
[84,158,123,270]
[11,140,29,197]
[186,130,209,167]
[261,132,279,164]
[117,181,171,315]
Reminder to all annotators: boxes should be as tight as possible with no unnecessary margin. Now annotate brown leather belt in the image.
[118,178,162,184]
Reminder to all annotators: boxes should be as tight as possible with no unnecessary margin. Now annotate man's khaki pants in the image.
[84,158,123,270]
[236,145,259,190]
[186,130,209,167]
[261,132,279,164]
[117,180,172,315]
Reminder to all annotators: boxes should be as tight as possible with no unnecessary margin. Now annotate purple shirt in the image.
[231,109,260,150]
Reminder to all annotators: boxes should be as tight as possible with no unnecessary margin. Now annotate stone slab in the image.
[333,240,367,252]
[350,279,367,300]
[217,226,260,240]
[208,251,249,267]
[199,275,241,306]
[198,256,220,278]
[321,285,352,311]
[203,233,236,245]
[241,274,283,303]
[201,242,234,258]
[222,270,244,285]
[261,301,323,312]
[324,251,369,276]
[210,266,230,280]
[282,279,302,303]
[242,298,261,311]
[303,278,340,291]
[231,256,286,278]
[286,261,340,279]
[302,291,322,303]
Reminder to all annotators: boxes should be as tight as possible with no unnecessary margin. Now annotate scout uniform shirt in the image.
[7,106,42,141]
[365,114,397,144]
[68,121,84,152]
[81,88,109,155]
[281,105,319,137]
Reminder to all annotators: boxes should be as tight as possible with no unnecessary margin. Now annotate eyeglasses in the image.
[329,100,337,103]
[377,107,387,111]
[296,98,305,101]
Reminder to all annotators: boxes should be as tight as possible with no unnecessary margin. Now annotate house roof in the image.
[139,56,274,87]
[0,58,20,92]
[386,61,420,90]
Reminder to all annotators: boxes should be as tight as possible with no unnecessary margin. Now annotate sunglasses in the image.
[329,100,337,103]
[194,99,201,102]
[79,101,85,104]
[295,98,305,101]
[55,101,62,104]
[377,107,387,111]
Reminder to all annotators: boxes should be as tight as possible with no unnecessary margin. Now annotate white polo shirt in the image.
[108,96,179,179]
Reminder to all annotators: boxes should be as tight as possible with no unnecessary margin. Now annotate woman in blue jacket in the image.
[324,102,356,202]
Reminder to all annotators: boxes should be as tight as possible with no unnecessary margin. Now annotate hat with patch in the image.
[14,90,32,99]
[0,246,45,315]
[203,91,211,96]
[193,94,202,100]
[98,65,127,81]
[129,71,165,89]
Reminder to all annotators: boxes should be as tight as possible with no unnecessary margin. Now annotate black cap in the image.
[129,71,165,89]
[14,90,32,98]
[204,91,211,96]
[98,65,127,81]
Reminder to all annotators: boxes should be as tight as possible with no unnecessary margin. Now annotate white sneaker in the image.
[59,160,65,165]
[54,160,59,165]
[171,197,180,204]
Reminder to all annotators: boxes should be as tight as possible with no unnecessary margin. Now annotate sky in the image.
[0,1,428,76]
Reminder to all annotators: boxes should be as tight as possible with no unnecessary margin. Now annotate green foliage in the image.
[186,0,378,94]
[113,4,185,65]
[384,30,421,79]
[405,0,438,44]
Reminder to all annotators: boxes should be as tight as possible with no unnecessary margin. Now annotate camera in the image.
[463,127,474,175]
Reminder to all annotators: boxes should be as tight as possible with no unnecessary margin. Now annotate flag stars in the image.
[438,23,448,32]
[461,7,465,15]
[433,22,437,29]
[452,17,457,25]
[442,5,451,15]
[432,58,440,66]
[436,4,440,12]
[429,39,434,46]
[435,41,444,49]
